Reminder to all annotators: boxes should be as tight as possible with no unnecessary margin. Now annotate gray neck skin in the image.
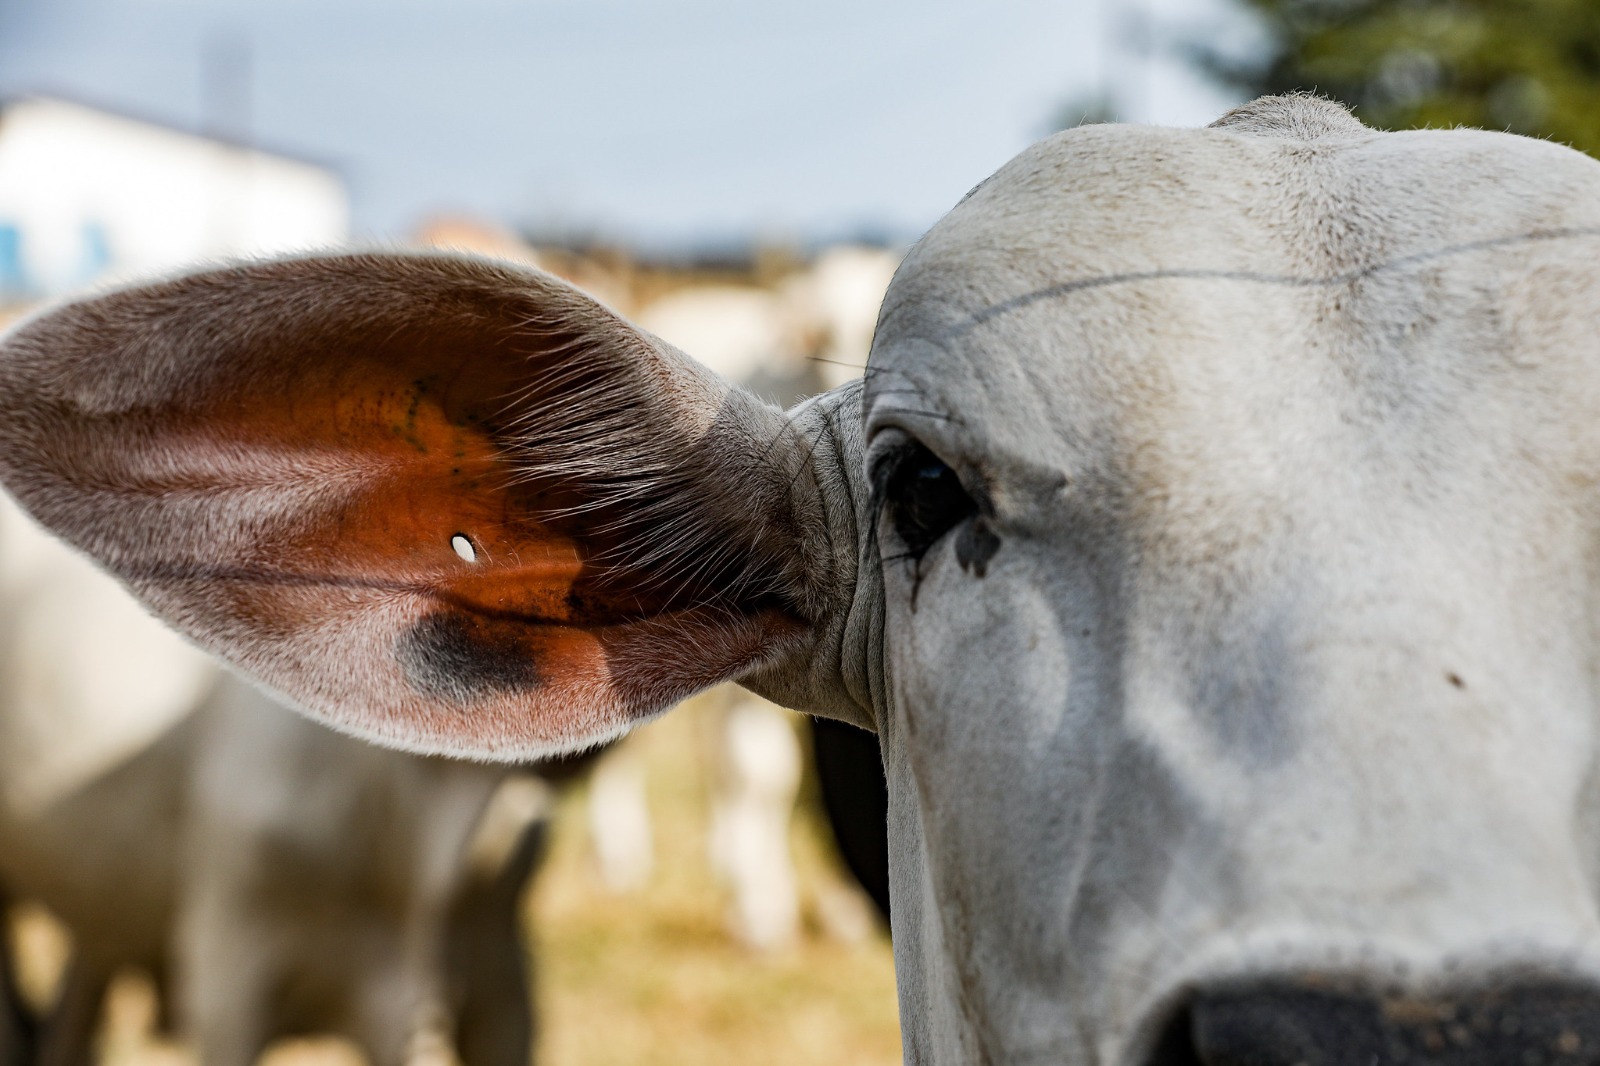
[743,382,971,1060]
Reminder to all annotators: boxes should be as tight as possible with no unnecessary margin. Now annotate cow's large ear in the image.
[0,253,844,758]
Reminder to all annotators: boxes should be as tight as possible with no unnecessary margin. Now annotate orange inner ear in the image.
[168,318,764,641]
[199,349,603,630]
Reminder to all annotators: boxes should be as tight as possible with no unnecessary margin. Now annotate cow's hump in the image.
[1210,93,1367,140]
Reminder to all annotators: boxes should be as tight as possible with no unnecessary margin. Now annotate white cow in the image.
[632,267,889,949]
[0,498,548,1066]
[6,95,1600,1063]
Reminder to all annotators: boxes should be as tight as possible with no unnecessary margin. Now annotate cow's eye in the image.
[881,443,976,559]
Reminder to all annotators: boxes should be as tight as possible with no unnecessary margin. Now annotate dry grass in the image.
[532,700,901,1066]
[16,697,901,1065]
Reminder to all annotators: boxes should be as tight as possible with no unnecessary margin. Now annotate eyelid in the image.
[866,426,911,475]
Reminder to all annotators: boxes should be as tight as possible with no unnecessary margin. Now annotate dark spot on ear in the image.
[565,588,607,622]
[955,517,1001,577]
[1446,671,1465,689]
[397,611,543,703]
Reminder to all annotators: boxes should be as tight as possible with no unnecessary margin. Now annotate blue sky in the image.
[0,0,1247,248]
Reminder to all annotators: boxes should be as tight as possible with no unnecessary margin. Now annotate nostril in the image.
[1188,984,1385,1065]
[1141,1003,1204,1066]
[1171,979,1600,1065]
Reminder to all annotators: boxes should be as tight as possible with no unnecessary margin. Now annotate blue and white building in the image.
[0,95,347,301]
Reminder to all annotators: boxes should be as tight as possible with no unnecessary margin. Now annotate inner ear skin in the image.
[207,321,808,706]
[147,320,736,633]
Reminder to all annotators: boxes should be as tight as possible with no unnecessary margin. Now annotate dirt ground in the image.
[14,698,901,1065]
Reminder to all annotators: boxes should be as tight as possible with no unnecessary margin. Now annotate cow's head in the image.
[7,96,1600,1063]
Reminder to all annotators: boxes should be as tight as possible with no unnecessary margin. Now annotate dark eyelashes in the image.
[867,443,910,525]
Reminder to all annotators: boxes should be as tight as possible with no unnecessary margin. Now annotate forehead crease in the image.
[869,277,1168,431]
[870,215,1600,435]
[892,225,1600,351]
[861,361,937,403]
[877,116,1600,349]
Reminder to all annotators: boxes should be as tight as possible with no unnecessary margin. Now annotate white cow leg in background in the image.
[35,956,110,1066]
[0,896,35,1066]
[586,741,655,894]
[709,694,802,952]
[173,892,278,1066]
[447,783,547,1066]
[627,259,893,954]
[353,966,450,1066]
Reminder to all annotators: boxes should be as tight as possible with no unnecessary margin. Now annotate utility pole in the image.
[202,29,252,148]
[201,29,254,255]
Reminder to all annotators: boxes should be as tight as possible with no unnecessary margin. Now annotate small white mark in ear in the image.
[451,534,478,564]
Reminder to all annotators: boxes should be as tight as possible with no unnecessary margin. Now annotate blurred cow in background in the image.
[0,496,554,1066]
[629,246,897,948]
[410,225,897,950]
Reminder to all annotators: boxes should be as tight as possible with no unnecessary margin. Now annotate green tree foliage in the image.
[1200,0,1600,154]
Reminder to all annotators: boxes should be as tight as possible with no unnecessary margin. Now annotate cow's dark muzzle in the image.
[1143,978,1600,1065]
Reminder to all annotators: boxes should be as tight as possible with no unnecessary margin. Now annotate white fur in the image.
[708,694,803,950]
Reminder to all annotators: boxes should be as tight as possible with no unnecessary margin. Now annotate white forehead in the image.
[868,97,1600,514]
[883,95,1600,329]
